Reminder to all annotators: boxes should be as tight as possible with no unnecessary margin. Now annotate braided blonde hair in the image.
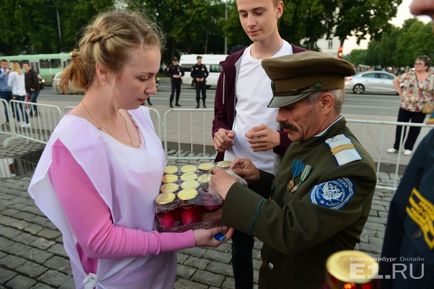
[61,10,163,92]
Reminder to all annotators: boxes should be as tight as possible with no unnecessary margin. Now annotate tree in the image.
[394,19,434,67]
[364,41,382,67]
[376,26,399,67]
[0,0,113,55]
[333,0,401,47]
[345,19,433,69]
[347,49,368,65]
[125,0,225,64]
[281,0,336,49]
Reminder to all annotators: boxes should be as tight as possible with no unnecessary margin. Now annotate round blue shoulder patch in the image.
[310,178,354,210]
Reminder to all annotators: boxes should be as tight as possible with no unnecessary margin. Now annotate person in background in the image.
[379,0,434,288]
[8,61,30,128]
[387,55,433,156]
[28,11,231,289]
[166,56,184,107]
[210,51,377,289]
[212,1,305,288]
[191,55,208,108]
[0,59,12,124]
[23,62,40,117]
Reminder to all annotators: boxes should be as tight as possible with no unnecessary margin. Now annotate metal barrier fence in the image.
[163,108,215,160]
[3,101,432,191]
[2,100,62,147]
[162,108,432,191]
[346,119,431,190]
[148,108,161,137]
[0,99,12,137]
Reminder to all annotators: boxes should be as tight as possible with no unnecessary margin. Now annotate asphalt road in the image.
[40,79,400,118]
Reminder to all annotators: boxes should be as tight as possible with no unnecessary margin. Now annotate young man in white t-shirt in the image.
[212,0,306,288]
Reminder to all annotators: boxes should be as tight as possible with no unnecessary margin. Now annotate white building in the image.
[315,36,341,57]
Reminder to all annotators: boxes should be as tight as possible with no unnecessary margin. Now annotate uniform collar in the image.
[297,117,347,148]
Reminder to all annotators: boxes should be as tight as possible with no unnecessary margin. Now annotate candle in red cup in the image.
[155,192,179,229]
[178,189,202,225]
[201,193,223,212]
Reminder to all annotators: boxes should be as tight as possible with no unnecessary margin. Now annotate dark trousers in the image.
[13,95,29,124]
[29,90,40,115]
[170,81,181,105]
[393,108,426,150]
[232,230,254,289]
[195,81,206,107]
[0,90,12,123]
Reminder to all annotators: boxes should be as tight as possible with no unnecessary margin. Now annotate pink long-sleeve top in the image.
[48,139,195,274]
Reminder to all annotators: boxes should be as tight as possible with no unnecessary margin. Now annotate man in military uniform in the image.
[210,51,377,289]
[165,56,184,108]
[191,55,209,108]
[379,1,434,288]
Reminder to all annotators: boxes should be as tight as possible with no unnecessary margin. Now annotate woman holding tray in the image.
[28,11,230,289]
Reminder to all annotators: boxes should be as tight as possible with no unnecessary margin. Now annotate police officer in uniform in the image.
[379,0,434,287]
[191,55,209,108]
[210,51,377,289]
[166,56,184,108]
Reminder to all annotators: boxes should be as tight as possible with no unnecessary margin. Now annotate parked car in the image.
[345,71,397,94]
[52,71,83,94]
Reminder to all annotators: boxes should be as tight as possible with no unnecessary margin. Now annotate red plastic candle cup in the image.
[156,209,177,229]
[180,205,202,225]
[155,192,179,229]
[178,188,202,225]
[201,194,223,212]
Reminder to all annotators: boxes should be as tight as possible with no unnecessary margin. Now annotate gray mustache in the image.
[279,122,298,132]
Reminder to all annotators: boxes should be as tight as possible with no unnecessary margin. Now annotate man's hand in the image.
[209,167,238,200]
[230,159,260,182]
[213,128,235,152]
[245,124,280,152]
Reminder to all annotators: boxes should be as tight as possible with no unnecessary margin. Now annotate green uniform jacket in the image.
[221,117,377,289]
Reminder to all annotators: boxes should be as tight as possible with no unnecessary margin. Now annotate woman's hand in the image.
[193,226,234,247]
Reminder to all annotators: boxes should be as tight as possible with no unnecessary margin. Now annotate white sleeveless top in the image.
[28,107,176,289]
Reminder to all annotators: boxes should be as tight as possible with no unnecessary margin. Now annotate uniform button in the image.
[412,229,422,239]
[268,262,274,270]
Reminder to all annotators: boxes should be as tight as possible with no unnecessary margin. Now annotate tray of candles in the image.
[155,161,233,232]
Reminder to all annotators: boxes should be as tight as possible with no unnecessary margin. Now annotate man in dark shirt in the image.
[23,62,40,116]
[190,55,208,108]
[165,56,184,108]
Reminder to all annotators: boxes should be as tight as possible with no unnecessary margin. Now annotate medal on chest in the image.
[287,159,312,192]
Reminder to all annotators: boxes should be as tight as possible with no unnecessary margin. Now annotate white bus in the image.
[179,54,227,88]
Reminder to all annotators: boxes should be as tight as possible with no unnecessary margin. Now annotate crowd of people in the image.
[24,0,433,288]
[0,59,42,128]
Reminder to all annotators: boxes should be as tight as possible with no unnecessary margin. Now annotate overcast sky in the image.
[343,0,431,54]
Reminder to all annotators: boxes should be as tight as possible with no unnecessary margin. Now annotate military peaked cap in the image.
[262,51,356,108]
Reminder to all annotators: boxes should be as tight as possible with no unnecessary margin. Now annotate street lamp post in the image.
[55,7,63,51]
[224,0,228,54]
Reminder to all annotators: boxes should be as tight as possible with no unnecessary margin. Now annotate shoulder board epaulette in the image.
[325,134,361,166]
